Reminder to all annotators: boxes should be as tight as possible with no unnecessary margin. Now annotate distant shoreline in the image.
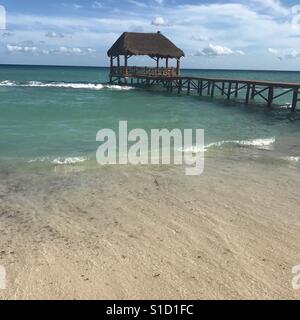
[0,63,300,73]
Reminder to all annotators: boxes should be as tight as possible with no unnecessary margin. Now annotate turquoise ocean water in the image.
[0,65,300,169]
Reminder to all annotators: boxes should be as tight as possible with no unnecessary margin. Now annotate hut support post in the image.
[117,56,120,74]
[176,58,180,76]
[124,55,128,76]
[166,58,169,68]
[109,56,113,82]
[110,56,113,70]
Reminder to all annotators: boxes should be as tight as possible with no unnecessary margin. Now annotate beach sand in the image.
[0,150,300,300]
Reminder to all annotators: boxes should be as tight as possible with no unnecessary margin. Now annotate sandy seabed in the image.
[0,151,300,300]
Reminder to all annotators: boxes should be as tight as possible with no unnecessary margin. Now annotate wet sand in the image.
[0,151,300,300]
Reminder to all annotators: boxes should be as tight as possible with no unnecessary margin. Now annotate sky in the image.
[1,0,300,70]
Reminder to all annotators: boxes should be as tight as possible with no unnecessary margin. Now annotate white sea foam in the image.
[282,156,300,162]
[51,157,88,165]
[27,81,105,90]
[181,137,276,153]
[0,80,17,86]
[0,80,135,91]
[277,103,292,109]
[28,157,48,163]
[28,156,89,165]
[105,84,134,91]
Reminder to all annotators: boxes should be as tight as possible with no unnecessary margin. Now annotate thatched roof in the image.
[107,32,185,59]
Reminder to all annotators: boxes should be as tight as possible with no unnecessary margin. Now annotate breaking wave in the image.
[282,156,300,163]
[28,156,89,165]
[181,137,276,153]
[0,80,135,91]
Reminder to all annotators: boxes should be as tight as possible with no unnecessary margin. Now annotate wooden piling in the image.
[178,79,182,94]
[197,80,201,94]
[267,87,274,108]
[211,81,215,97]
[227,82,232,100]
[221,82,225,95]
[207,81,211,95]
[199,80,203,96]
[235,82,239,97]
[245,84,251,104]
[292,89,298,112]
[251,84,256,99]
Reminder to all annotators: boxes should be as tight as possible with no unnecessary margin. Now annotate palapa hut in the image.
[107,32,185,80]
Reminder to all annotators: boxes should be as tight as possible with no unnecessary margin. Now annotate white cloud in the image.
[2,32,15,37]
[251,0,289,16]
[87,48,97,53]
[151,16,168,26]
[285,50,300,59]
[73,4,83,10]
[18,40,35,46]
[129,24,144,32]
[59,47,97,55]
[6,44,38,53]
[267,48,279,54]
[6,43,97,56]
[42,49,50,55]
[128,0,148,8]
[192,35,210,42]
[92,1,102,9]
[194,44,245,57]
[235,50,245,56]
[267,47,300,60]
[54,47,97,55]
[154,0,164,5]
[45,31,65,38]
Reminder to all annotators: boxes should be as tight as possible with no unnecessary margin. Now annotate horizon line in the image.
[0,63,300,73]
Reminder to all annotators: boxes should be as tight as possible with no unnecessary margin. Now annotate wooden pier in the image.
[108,32,300,111]
[110,73,300,111]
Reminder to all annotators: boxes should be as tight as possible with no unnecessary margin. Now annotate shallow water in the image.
[0,65,299,171]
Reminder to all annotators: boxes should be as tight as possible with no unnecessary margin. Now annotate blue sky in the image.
[1,0,300,69]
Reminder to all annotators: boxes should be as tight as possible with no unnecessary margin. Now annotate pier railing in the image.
[110,66,178,77]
